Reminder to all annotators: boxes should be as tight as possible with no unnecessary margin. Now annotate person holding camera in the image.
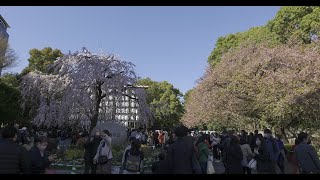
[29,136,57,174]
[93,130,113,174]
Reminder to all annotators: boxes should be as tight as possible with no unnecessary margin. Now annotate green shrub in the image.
[65,148,84,161]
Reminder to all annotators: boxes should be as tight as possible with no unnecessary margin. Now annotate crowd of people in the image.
[148,126,320,174]
[1,123,320,174]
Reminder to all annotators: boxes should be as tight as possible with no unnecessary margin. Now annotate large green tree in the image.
[184,89,194,106]
[137,78,184,129]
[22,47,63,75]
[0,74,22,124]
[208,6,320,67]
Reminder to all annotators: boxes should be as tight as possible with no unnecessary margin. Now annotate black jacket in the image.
[84,136,102,161]
[29,146,50,174]
[152,159,170,174]
[167,137,195,174]
[0,139,29,174]
[295,143,320,173]
[225,143,243,174]
[255,143,274,174]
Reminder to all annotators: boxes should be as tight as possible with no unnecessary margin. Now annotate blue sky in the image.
[0,6,280,94]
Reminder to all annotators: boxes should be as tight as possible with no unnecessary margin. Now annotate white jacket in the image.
[94,136,113,161]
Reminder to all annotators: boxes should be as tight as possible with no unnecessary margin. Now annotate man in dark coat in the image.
[295,132,320,174]
[29,136,55,174]
[0,126,29,174]
[167,125,195,174]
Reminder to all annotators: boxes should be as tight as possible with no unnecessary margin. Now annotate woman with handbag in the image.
[93,130,113,174]
[240,137,253,174]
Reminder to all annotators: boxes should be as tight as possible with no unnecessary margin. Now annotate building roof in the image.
[0,15,10,28]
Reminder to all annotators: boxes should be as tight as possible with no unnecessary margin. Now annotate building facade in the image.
[78,85,151,130]
[0,14,10,76]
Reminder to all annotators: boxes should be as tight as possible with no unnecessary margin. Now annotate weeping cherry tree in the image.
[21,48,152,132]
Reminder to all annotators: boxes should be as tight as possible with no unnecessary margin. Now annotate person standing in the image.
[93,130,113,174]
[275,134,288,174]
[167,125,195,174]
[0,126,29,174]
[263,129,280,174]
[254,134,274,174]
[240,137,253,174]
[122,138,144,174]
[225,135,243,174]
[197,135,210,174]
[83,130,102,174]
[29,136,56,174]
[294,132,320,174]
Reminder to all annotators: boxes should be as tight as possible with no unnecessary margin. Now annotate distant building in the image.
[0,14,10,76]
[77,85,152,130]
[0,14,10,39]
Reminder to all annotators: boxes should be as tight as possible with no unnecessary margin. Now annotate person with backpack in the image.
[294,132,320,174]
[122,138,144,174]
[275,134,288,174]
[263,129,280,174]
[93,130,113,174]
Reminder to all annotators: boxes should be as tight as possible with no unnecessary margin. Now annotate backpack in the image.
[270,137,280,161]
[125,151,141,172]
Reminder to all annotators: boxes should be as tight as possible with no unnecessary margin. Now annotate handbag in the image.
[98,141,111,164]
[98,156,109,164]
[241,156,248,167]
[247,159,257,170]
[207,155,215,174]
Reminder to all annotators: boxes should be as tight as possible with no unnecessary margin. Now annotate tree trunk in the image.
[280,127,289,144]
[89,82,104,134]
[89,114,98,134]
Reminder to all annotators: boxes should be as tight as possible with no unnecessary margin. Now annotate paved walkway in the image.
[212,159,225,174]
[50,159,296,174]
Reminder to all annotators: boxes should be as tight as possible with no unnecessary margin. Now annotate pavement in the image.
[50,159,295,174]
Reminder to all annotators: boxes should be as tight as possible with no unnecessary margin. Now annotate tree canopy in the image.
[0,37,18,76]
[185,6,320,137]
[208,6,320,67]
[23,47,63,75]
[137,78,184,129]
[183,43,320,134]
[0,74,22,124]
[21,48,152,132]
